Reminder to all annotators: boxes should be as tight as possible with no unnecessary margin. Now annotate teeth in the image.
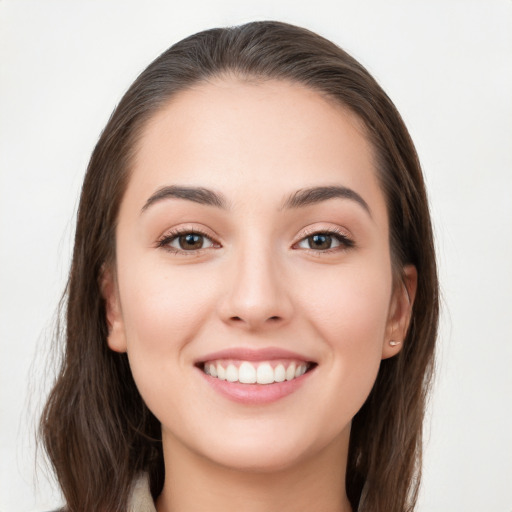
[203,360,309,385]
[226,364,238,382]
[257,363,274,384]
[295,364,306,378]
[238,361,256,384]
[286,363,296,381]
[274,364,286,382]
[217,364,226,380]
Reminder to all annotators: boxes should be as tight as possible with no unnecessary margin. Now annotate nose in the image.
[218,243,293,331]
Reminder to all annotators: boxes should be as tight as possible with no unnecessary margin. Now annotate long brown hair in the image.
[40,21,438,512]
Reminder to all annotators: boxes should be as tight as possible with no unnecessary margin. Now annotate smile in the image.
[196,348,317,404]
[202,359,311,384]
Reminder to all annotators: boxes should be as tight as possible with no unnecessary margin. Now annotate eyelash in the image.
[156,227,355,255]
[293,227,355,254]
[156,227,219,256]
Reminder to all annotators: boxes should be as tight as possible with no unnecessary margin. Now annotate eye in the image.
[157,229,218,253]
[296,230,354,251]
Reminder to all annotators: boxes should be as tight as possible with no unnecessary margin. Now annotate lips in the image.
[195,347,316,404]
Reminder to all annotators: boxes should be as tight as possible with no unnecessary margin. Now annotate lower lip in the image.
[197,367,314,405]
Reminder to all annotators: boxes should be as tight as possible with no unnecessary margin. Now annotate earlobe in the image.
[100,265,127,353]
[382,264,417,360]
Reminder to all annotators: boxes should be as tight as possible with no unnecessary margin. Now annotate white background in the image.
[1,1,511,511]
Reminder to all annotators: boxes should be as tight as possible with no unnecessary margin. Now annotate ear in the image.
[382,264,417,359]
[100,265,127,353]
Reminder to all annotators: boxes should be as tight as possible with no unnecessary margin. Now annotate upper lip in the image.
[196,347,315,364]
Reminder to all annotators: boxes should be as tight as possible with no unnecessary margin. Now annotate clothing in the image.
[127,473,157,512]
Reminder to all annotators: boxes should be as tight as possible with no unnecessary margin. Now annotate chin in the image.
[176,416,350,475]
[202,439,311,474]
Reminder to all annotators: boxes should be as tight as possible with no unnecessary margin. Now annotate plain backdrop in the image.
[1,1,511,511]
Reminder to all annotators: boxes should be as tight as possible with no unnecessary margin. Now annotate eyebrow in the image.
[141,184,371,217]
[141,185,228,213]
[281,185,371,217]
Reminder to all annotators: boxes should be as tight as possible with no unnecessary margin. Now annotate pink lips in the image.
[196,347,316,405]
[197,347,313,364]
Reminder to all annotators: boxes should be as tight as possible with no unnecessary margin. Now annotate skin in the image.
[103,78,416,512]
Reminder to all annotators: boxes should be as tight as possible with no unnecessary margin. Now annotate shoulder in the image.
[44,473,156,512]
[127,473,157,512]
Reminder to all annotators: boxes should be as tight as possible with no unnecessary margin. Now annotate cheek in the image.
[118,260,216,353]
[296,260,392,390]
[114,260,221,418]
[116,260,219,418]
[303,259,391,332]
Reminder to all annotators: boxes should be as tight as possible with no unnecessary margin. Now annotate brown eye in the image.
[178,233,204,250]
[164,232,216,252]
[296,231,354,252]
[307,233,332,250]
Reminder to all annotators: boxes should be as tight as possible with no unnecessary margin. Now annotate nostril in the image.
[227,315,284,327]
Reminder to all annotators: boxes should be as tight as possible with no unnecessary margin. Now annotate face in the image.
[104,78,415,473]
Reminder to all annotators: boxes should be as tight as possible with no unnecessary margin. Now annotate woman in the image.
[40,21,438,512]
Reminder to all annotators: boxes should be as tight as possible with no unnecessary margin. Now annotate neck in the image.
[155,431,352,512]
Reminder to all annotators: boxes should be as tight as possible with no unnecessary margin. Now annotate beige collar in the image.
[127,473,157,512]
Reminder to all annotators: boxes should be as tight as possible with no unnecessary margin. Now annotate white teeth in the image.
[274,364,286,382]
[205,363,217,377]
[204,360,311,384]
[238,361,257,384]
[256,363,274,384]
[286,363,296,381]
[295,364,307,378]
[226,364,238,382]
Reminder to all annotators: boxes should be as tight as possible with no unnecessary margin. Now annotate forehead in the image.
[126,77,386,219]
